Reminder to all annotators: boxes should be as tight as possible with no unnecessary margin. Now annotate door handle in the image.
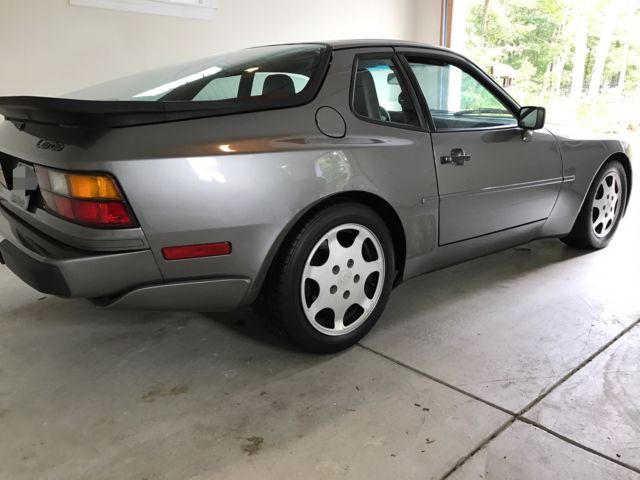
[441,148,471,166]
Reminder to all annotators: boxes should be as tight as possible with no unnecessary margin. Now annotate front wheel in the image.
[562,160,627,250]
[267,202,395,353]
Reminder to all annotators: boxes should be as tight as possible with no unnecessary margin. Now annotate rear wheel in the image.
[562,160,627,249]
[266,202,395,353]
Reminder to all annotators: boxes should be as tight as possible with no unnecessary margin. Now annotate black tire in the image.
[265,202,395,354]
[561,160,627,250]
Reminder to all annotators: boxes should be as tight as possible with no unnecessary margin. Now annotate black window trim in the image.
[396,48,523,134]
[348,52,429,133]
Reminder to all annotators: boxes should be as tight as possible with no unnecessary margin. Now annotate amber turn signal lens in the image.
[35,167,122,200]
[66,174,121,199]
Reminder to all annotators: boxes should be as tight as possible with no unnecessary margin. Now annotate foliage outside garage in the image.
[455,0,640,134]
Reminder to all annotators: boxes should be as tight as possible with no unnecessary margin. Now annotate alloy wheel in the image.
[592,170,622,238]
[300,223,385,336]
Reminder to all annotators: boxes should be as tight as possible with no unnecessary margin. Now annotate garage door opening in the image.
[449,0,640,135]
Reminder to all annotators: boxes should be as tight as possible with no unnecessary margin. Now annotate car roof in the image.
[323,39,448,51]
[255,39,452,53]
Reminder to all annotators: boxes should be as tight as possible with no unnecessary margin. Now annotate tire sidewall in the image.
[279,203,395,352]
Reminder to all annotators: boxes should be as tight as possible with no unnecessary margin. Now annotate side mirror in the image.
[387,72,399,85]
[518,106,546,130]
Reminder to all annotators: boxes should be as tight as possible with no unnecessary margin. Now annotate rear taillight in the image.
[35,167,137,228]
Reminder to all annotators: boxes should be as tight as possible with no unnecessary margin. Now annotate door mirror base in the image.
[521,129,534,142]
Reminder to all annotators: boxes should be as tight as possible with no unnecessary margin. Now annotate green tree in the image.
[465,0,640,97]
[466,0,565,99]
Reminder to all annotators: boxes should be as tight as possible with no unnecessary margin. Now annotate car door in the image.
[400,52,563,245]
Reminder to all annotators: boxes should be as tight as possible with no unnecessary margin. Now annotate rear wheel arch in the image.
[250,191,407,306]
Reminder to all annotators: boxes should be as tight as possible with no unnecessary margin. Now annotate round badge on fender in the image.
[315,106,346,138]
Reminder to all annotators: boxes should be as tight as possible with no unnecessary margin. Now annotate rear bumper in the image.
[0,205,250,311]
[0,240,72,296]
[0,206,162,299]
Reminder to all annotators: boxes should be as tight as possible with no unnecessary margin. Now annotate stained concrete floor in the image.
[0,201,639,480]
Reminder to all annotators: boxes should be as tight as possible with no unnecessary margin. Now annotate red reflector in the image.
[42,191,135,227]
[162,242,232,260]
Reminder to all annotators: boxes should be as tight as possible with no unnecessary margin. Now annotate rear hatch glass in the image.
[67,44,328,104]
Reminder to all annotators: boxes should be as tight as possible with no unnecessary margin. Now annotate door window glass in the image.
[352,58,420,127]
[407,60,517,130]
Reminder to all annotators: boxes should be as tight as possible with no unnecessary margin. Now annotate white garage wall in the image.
[413,0,444,46]
[0,0,442,97]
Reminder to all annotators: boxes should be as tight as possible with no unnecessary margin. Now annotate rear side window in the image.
[352,57,420,128]
[250,72,310,96]
[192,71,310,102]
[192,75,241,101]
[66,44,328,105]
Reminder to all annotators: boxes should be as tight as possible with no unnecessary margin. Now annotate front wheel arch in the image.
[562,158,628,249]
[564,152,632,235]
[589,153,632,217]
[608,152,632,216]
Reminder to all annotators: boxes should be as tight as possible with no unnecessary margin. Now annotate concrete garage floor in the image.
[1,201,639,480]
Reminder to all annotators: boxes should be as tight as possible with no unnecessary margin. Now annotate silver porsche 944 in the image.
[0,41,632,352]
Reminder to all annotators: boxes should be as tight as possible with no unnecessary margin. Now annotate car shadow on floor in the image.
[372,238,591,329]
[200,307,299,352]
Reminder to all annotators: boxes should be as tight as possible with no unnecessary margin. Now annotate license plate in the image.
[7,162,38,210]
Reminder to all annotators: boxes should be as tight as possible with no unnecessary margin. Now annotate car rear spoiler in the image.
[0,96,266,128]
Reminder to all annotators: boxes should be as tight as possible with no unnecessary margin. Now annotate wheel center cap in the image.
[337,271,352,290]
